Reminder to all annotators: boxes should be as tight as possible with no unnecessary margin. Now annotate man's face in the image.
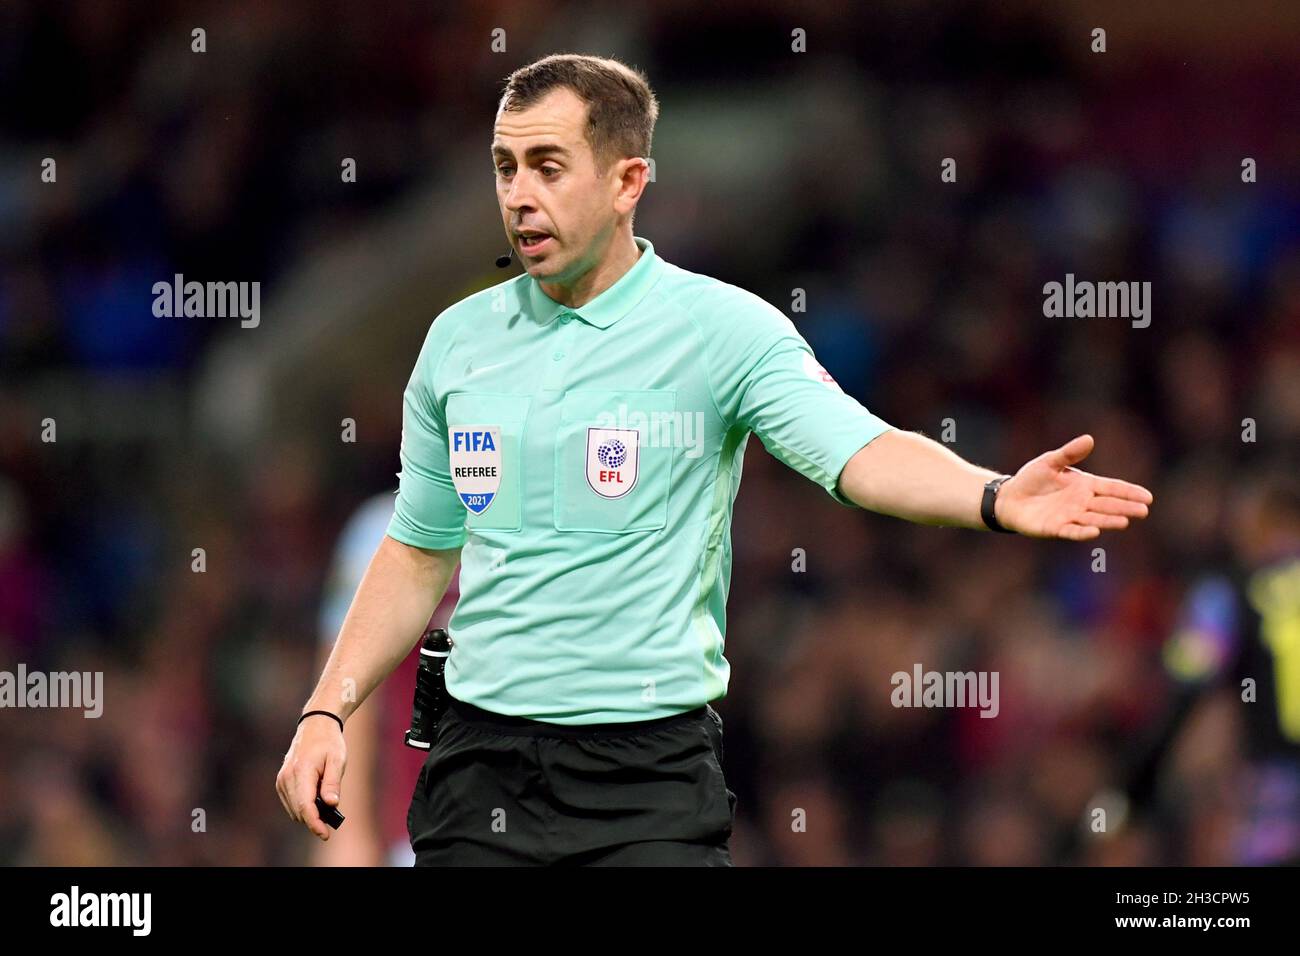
[491,87,622,284]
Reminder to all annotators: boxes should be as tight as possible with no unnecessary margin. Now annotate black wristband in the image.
[298,710,344,733]
[981,475,1016,533]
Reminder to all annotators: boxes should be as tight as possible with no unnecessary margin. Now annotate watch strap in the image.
[981,475,1015,534]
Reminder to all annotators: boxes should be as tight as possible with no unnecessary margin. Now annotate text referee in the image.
[277,54,1155,866]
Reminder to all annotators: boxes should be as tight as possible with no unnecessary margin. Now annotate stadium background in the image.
[2,0,1300,865]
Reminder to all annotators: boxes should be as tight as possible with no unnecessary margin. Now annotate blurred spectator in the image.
[1,0,1297,864]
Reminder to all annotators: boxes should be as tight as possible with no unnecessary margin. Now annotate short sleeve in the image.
[697,285,894,506]
[386,313,469,549]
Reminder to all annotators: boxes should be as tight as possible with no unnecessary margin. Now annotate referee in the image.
[276,53,1154,866]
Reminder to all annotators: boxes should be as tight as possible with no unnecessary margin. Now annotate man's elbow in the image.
[837,428,907,509]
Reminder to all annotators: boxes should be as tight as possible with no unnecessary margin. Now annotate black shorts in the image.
[406,695,737,866]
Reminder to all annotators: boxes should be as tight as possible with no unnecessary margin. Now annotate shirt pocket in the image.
[554,388,676,533]
[444,392,531,532]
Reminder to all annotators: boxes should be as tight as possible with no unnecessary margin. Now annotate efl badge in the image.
[585,427,639,499]
[449,425,502,515]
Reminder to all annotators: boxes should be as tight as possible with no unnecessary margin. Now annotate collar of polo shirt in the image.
[526,235,665,328]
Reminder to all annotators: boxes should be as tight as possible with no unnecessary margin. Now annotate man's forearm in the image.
[305,534,460,721]
[837,429,1000,529]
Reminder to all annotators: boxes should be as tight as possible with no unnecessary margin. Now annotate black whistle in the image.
[315,794,345,830]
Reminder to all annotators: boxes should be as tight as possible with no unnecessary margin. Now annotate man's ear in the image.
[630,157,651,187]
[615,158,650,213]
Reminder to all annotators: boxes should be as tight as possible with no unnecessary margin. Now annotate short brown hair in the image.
[498,54,659,174]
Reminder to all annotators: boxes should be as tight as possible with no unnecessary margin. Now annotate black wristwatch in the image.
[981,475,1016,534]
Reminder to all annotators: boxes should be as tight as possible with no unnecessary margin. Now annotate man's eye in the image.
[496,165,514,177]
[541,166,559,177]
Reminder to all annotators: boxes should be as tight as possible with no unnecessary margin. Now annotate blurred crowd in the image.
[2,1,1299,865]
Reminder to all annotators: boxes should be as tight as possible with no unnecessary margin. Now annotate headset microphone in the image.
[495,247,514,268]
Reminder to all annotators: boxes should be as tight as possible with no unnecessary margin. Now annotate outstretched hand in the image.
[996,434,1153,541]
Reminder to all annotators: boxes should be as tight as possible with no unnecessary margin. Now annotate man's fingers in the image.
[1088,475,1154,503]
[1048,434,1094,469]
[1088,496,1150,518]
[1079,511,1129,530]
[276,767,298,821]
[293,762,331,840]
[1059,523,1101,541]
[320,751,344,806]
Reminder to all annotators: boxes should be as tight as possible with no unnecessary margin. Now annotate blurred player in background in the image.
[1151,468,1300,864]
[311,492,460,866]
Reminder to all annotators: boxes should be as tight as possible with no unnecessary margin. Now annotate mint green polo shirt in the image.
[387,235,894,723]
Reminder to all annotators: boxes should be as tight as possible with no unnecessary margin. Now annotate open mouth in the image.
[517,233,553,254]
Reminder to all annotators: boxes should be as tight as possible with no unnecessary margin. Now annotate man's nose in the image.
[503,170,536,212]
